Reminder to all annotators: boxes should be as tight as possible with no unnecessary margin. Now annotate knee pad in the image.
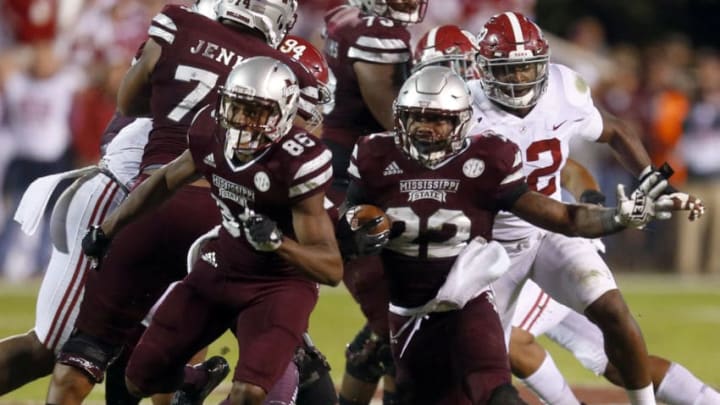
[488,384,527,405]
[344,325,394,383]
[57,332,121,383]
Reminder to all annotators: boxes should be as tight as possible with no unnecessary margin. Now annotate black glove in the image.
[81,225,112,270]
[579,189,606,205]
[336,215,389,260]
[243,214,283,252]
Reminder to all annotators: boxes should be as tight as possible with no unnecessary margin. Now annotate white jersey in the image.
[101,118,152,185]
[16,119,151,352]
[467,64,604,241]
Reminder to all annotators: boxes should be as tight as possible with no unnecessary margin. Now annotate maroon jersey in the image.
[188,106,333,279]
[348,132,528,307]
[322,5,412,150]
[142,5,320,170]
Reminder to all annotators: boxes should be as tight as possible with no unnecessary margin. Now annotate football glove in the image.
[614,172,669,228]
[638,162,674,190]
[243,213,283,252]
[656,192,705,221]
[81,225,112,270]
[336,216,389,260]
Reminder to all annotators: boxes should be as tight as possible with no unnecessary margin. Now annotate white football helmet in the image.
[394,66,472,168]
[193,0,217,19]
[215,0,298,48]
[353,0,428,24]
[217,56,300,168]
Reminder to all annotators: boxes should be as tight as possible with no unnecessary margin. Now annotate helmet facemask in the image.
[415,52,480,81]
[478,55,549,108]
[218,90,283,163]
[395,106,471,168]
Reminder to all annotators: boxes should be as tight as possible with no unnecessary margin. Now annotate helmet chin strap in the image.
[506,88,536,108]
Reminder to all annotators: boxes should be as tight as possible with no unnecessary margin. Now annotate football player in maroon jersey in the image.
[413,20,715,405]
[43,1,325,404]
[321,1,427,403]
[84,56,342,405]
[342,66,685,404]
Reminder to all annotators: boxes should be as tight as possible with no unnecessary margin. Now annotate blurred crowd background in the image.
[0,0,718,281]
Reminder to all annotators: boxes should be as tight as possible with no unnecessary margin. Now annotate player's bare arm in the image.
[595,108,652,177]
[561,158,601,200]
[276,192,343,286]
[561,158,609,205]
[510,190,622,238]
[596,109,705,219]
[102,149,201,238]
[117,38,162,117]
[354,61,403,130]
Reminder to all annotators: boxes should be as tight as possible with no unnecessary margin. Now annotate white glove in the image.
[655,192,706,221]
[614,172,668,228]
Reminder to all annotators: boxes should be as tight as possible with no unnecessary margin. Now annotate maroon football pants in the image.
[389,292,511,404]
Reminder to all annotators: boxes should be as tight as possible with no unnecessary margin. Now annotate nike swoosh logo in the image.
[552,120,567,131]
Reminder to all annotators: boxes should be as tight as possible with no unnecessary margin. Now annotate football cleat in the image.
[171,356,230,405]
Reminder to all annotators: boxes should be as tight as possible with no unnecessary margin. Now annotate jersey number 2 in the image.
[525,138,561,196]
[385,207,471,259]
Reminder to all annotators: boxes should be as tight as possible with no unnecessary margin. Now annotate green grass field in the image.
[1,274,719,403]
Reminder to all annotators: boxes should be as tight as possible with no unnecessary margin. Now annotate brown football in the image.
[345,204,391,236]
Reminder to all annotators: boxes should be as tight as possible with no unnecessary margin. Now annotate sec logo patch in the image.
[254,171,271,192]
[463,159,485,178]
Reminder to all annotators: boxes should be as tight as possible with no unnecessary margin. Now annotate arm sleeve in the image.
[288,143,334,204]
[147,6,180,46]
[346,20,411,64]
[556,65,603,141]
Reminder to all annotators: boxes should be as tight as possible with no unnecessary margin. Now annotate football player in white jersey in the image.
[0,2,217,397]
[415,21,717,405]
[464,12,704,405]
[511,279,720,405]
[414,21,716,405]
[0,115,151,395]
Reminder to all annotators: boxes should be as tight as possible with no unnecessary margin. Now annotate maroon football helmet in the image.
[476,11,550,108]
[413,24,480,80]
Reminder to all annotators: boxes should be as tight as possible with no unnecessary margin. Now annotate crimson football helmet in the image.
[413,24,480,80]
[350,0,428,24]
[278,35,335,130]
[476,11,550,108]
[215,0,297,48]
[394,66,472,168]
[218,56,300,167]
[279,35,334,106]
